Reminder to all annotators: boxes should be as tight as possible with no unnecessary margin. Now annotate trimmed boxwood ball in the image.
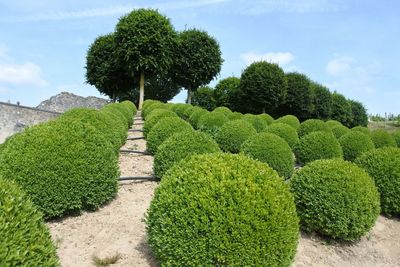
[370,129,397,148]
[273,115,300,130]
[102,103,131,127]
[146,153,299,266]
[121,100,137,114]
[393,131,400,147]
[295,131,343,164]
[297,119,331,138]
[356,147,400,216]
[172,103,192,118]
[241,133,294,178]
[146,117,194,154]
[263,123,299,149]
[242,113,268,132]
[258,113,274,125]
[188,108,208,129]
[325,120,343,129]
[197,111,229,138]
[215,120,257,153]
[290,159,380,241]
[142,99,160,111]
[0,119,119,219]
[103,102,134,126]
[143,109,178,138]
[142,102,169,119]
[351,126,370,135]
[339,131,375,162]
[153,131,221,178]
[213,106,232,116]
[331,124,350,139]
[0,178,60,266]
[227,111,243,120]
[181,105,198,120]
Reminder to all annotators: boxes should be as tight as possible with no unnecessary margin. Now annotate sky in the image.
[0,0,399,115]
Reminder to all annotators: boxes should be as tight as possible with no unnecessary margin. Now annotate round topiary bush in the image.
[181,105,199,120]
[215,120,257,153]
[146,117,194,154]
[142,102,169,119]
[351,126,370,135]
[242,114,268,132]
[142,99,161,111]
[294,131,343,164]
[370,129,397,148]
[356,147,400,216]
[172,103,192,118]
[143,109,178,138]
[227,111,243,120]
[188,108,208,129]
[273,115,300,130]
[213,106,232,117]
[153,131,221,178]
[0,177,59,266]
[197,112,229,138]
[290,159,380,241]
[339,131,375,162]
[297,119,331,138]
[393,131,400,147]
[147,153,299,266]
[331,124,350,139]
[257,113,274,125]
[241,133,294,178]
[120,100,137,116]
[263,123,299,149]
[325,120,343,129]
[0,119,119,219]
[102,103,131,127]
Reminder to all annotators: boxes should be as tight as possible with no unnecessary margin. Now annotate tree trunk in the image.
[186,87,192,104]
[112,91,117,102]
[262,106,266,113]
[139,71,145,110]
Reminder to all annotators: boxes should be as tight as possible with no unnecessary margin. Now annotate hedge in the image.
[297,119,331,138]
[339,131,375,162]
[370,129,397,148]
[263,123,299,149]
[215,120,257,153]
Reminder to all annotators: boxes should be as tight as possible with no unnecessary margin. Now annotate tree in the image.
[172,29,223,104]
[278,72,312,120]
[115,9,176,109]
[85,34,132,101]
[310,82,332,120]
[331,92,353,127]
[213,77,240,109]
[349,100,368,127]
[191,86,216,111]
[239,61,287,114]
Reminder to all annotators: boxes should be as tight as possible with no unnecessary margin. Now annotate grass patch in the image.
[92,253,121,266]
[368,121,400,133]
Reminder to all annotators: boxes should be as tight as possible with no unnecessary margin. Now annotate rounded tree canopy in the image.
[214,77,240,108]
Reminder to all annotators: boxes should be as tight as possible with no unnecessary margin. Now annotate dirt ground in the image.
[47,113,400,267]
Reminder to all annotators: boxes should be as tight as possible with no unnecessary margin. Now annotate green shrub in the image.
[273,115,300,130]
[370,129,397,148]
[297,119,331,138]
[103,103,134,127]
[147,153,299,266]
[147,117,194,154]
[258,113,274,125]
[102,103,131,127]
[331,124,350,139]
[351,126,370,135]
[339,131,374,162]
[172,103,192,118]
[227,111,243,120]
[143,109,178,138]
[153,131,220,178]
[242,114,267,132]
[182,105,199,120]
[393,131,400,147]
[188,108,208,129]
[290,159,380,241]
[325,120,343,129]
[0,178,59,266]
[142,102,169,119]
[197,112,229,138]
[0,119,119,219]
[241,133,294,178]
[215,120,257,153]
[142,99,161,111]
[295,131,343,164]
[263,123,299,149]
[213,106,232,117]
[356,147,400,216]
[120,100,137,115]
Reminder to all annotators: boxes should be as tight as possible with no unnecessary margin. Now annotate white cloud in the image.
[241,52,295,66]
[326,56,354,75]
[0,62,47,87]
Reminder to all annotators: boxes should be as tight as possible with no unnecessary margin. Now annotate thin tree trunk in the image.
[112,91,116,102]
[139,71,145,110]
[262,106,266,113]
[186,87,192,104]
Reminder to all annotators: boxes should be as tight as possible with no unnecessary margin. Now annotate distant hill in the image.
[36,92,109,113]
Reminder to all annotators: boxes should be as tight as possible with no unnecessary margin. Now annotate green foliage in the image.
[263,123,299,149]
[356,147,400,215]
[331,124,350,139]
[339,131,375,162]
[295,131,343,164]
[241,133,294,178]
[191,86,217,110]
[213,77,241,109]
[143,109,178,138]
[197,112,229,138]
[181,105,201,120]
[172,104,192,118]
[273,115,300,130]
[188,108,208,129]
[351,126,370,135]
[239,61,287,114]
[290,159,380,241]
[279,72,312,120]
[393,131,400,147]
[146,117,193,154]
[142,102,170,120]
[102,102,133,126]
[142,99,161,111]
[257,113,274,125]
[370,129,397,148]
[349,100,368,127]
[0,178,59,266]
[120,100,137,114]
[213,106,232,117]
[310,82,332,120]
[153,131,221,178]
[331,92,353,127]
[215,120,257,153]
[227,111,244,120]
[297,119,331,138]
[172,28,223,103]
[146,153,299,266]
[242,113,268,132]
[325,120,343,129]
[0,119,119,219]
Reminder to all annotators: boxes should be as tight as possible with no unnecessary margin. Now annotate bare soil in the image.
[47,113,400,267]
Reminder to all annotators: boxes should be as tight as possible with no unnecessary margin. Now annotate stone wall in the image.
[0,102,60,143]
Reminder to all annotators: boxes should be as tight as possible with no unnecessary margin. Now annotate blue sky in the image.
[0,0,399,115]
